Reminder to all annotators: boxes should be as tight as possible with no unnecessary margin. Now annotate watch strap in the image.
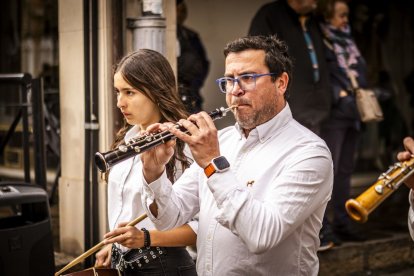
[141,228,151,247]
[204,163,216,178]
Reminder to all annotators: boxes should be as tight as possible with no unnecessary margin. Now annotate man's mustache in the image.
[231,99,251,106]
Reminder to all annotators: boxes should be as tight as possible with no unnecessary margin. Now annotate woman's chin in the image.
[124,118,136,125]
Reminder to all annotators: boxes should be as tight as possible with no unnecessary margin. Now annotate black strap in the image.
[141,228,151,247]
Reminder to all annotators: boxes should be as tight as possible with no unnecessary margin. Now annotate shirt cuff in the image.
[187,219,198,234]
[141,170,172,222]
[207,169,239,207]
[142,169,168,194]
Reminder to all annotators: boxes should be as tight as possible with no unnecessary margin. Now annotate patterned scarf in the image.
[320,23,361,77]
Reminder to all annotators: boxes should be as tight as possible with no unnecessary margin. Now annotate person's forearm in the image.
[143,166,165,184]
[149,224,196,247]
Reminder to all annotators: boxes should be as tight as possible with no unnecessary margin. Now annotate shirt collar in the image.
[234,103,293,142]
[124,125,141,143]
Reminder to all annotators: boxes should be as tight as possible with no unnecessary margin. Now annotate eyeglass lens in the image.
[219,75,257,93]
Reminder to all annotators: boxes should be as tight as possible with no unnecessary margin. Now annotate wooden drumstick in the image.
[55,213,148,276]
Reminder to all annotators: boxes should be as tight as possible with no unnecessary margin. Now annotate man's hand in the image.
[95,243,112,268]
[141,123,176,183]
[397,137,414,189]
[169,112,220,169]
[103,222,145,249]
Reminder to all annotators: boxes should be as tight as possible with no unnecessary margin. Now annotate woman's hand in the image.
[140,123,176,183]
[95,243,112,268]
[103,222,145,249]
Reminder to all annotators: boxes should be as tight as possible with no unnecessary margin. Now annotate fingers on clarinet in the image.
[164,122,175,129]
[398,151,411,162]
[147,123,162,133]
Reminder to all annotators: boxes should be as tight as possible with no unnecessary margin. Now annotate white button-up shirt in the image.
[142,104,333,275]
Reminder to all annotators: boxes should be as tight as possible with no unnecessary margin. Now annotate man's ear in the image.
[276,72,289,92]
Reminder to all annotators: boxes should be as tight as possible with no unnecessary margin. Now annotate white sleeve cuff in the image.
[141,170,173,225]
[187,219,199,234]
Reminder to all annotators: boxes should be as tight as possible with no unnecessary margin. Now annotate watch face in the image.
[213,156,230,172]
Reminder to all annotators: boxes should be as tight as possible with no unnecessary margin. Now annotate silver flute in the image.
[94,106,234,172]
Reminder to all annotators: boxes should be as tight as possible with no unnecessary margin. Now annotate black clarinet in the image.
[94,106,234,172]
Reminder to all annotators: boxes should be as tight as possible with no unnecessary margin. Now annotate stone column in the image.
[58,0,85,255]
[58,0,114,255]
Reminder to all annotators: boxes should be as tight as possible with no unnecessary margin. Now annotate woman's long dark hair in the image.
[109,49,192,182]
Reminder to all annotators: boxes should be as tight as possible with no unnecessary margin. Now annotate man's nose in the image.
[230,81,245,96]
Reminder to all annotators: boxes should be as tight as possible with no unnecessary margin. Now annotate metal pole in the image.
[83,0,92,267]
[128,0,166,54]
[31,78,47,189]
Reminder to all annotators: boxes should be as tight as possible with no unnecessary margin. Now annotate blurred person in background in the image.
[176,0,209,113]
[249,0,331,135]
[317,0,369,251]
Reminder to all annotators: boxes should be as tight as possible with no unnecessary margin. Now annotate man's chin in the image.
[236,115,254,128]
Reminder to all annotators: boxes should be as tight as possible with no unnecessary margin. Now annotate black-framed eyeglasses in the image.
[215,73,277,93]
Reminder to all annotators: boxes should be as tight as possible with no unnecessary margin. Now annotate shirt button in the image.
[206,264,211,272]
[207,234,212,241]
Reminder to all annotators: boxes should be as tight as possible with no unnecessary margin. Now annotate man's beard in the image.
[234,98,278,130]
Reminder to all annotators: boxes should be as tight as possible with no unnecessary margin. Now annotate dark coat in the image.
[322,31,368,129]
[177,25,209,113]
[249,0,331,130]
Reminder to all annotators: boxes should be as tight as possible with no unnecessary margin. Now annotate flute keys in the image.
[134,146,141,153]
[119,145,128,152]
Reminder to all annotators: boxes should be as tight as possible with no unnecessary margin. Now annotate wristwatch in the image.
[204,156,230,178]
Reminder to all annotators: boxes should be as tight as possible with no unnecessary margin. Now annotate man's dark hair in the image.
[223,35,293,98]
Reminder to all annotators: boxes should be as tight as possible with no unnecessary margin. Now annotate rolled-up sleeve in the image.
[141,164,200,231]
